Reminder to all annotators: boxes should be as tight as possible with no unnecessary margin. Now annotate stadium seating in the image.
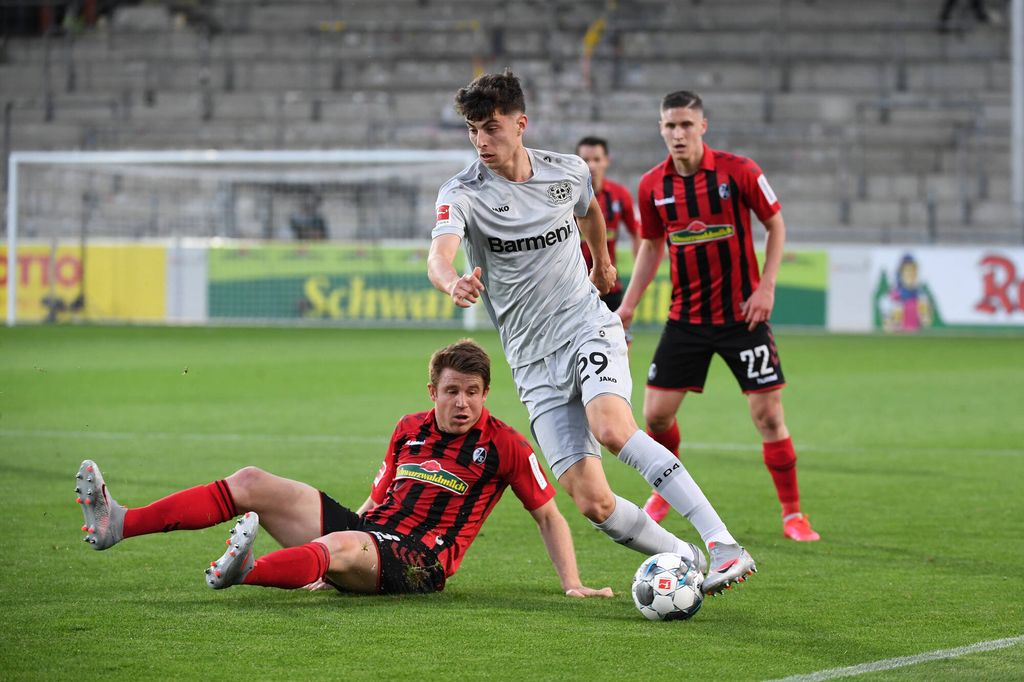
[1,0,1015,242]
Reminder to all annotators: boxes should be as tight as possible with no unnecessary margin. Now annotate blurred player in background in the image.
[617,90,820,542]
[575,136,639,320]
[76,339,613,598]
[427,70,756,595]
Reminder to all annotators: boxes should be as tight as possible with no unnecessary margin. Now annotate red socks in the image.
[647,420,681,458]
[123,480,237,538]
[763,437,801,517]
[243,542,332,589]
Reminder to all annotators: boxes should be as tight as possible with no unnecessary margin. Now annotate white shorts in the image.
[511,314,632,479]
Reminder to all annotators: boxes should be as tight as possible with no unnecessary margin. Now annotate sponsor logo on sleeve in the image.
[395,460,469,495]
[436,204,451,224]
[373,461,387,487]
[757,174,778,205]
[528,453,548,490]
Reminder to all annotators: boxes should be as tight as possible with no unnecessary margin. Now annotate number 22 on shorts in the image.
[739,344,773,378]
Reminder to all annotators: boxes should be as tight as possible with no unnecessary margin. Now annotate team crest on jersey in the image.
[546,180,573,205]
[668,221,735,245]
[395,460,469,495]
[472,447,487,465]
[718,183,730,200]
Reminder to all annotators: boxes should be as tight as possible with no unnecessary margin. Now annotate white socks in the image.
[618,430,736,546]
[593,495,699,566]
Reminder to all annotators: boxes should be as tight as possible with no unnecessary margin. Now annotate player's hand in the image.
[616,303,635,330]
[590,262,617,295]
[741,284,775,331]
[565,585,615,598]
[449,266,484,308]
[302,579,333,591]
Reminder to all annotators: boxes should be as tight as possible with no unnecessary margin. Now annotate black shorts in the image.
[601,289,624,312]
[320,492,446,595]
[600,290,633,343]
[646,321,786,394]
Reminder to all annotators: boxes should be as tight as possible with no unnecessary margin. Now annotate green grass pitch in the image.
[1,325,1022,680]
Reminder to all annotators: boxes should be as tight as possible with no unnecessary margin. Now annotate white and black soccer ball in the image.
[631,552,704,621]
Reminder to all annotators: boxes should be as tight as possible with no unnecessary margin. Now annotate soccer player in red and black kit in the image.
[75,340,613,597]
[617,90,820,542]
[575,136,639,316]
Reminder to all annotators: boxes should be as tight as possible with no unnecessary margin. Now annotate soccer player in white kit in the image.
[427,70,755,595]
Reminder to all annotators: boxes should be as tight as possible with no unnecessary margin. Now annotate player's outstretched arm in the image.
[428,234,484,308]
[529,499,614,598]
[617,237,665,329]
[742,211,785,330]
[577,198,616,295]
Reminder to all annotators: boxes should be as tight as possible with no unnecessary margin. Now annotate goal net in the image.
[4,150,475,326]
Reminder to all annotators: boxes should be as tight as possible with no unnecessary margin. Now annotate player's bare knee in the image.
[590,422,633,453]
[751,404,785,435]
[316,532,367,572]
[644,411,675,434]
[224,466,269,507]
[571,491,616,524]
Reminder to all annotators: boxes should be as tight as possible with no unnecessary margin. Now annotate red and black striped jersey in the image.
[638,144,781,325]
[364,407,554,578]
[581,178,639,294]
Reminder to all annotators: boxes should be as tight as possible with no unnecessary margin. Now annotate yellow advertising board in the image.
[0,243,166,322]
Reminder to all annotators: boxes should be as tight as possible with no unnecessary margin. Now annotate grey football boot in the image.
[701,542,756,596]
[205,512,258,589]
[76,460,126,550]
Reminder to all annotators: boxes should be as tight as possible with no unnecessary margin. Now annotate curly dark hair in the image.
[454,68,525,121]
[429,338,491,389]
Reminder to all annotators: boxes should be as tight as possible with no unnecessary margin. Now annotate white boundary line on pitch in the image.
[767,635,1024,682]
[1,429,1023,457]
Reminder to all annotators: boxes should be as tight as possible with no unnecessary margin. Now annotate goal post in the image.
[4,149,478,327]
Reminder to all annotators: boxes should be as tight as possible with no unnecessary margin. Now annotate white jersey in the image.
[433,147,612,368]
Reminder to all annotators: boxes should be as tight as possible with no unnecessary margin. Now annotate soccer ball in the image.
[631,552,704,621]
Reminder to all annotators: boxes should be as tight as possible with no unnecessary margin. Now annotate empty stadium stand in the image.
[1,0,1016,242]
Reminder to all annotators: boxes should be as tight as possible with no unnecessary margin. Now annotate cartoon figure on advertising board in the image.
[874,253,941,332]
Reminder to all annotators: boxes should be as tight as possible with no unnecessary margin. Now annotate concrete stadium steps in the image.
[2,0,1015,242]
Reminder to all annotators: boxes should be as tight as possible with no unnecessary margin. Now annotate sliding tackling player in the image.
[76,340,613,598]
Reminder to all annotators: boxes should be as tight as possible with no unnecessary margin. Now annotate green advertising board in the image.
[208,243,826,328]
[618,249,827,329]
[208,243,465,324]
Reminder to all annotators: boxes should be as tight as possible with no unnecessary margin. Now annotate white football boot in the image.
[205,512,258,589]
[76,460,126,550]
